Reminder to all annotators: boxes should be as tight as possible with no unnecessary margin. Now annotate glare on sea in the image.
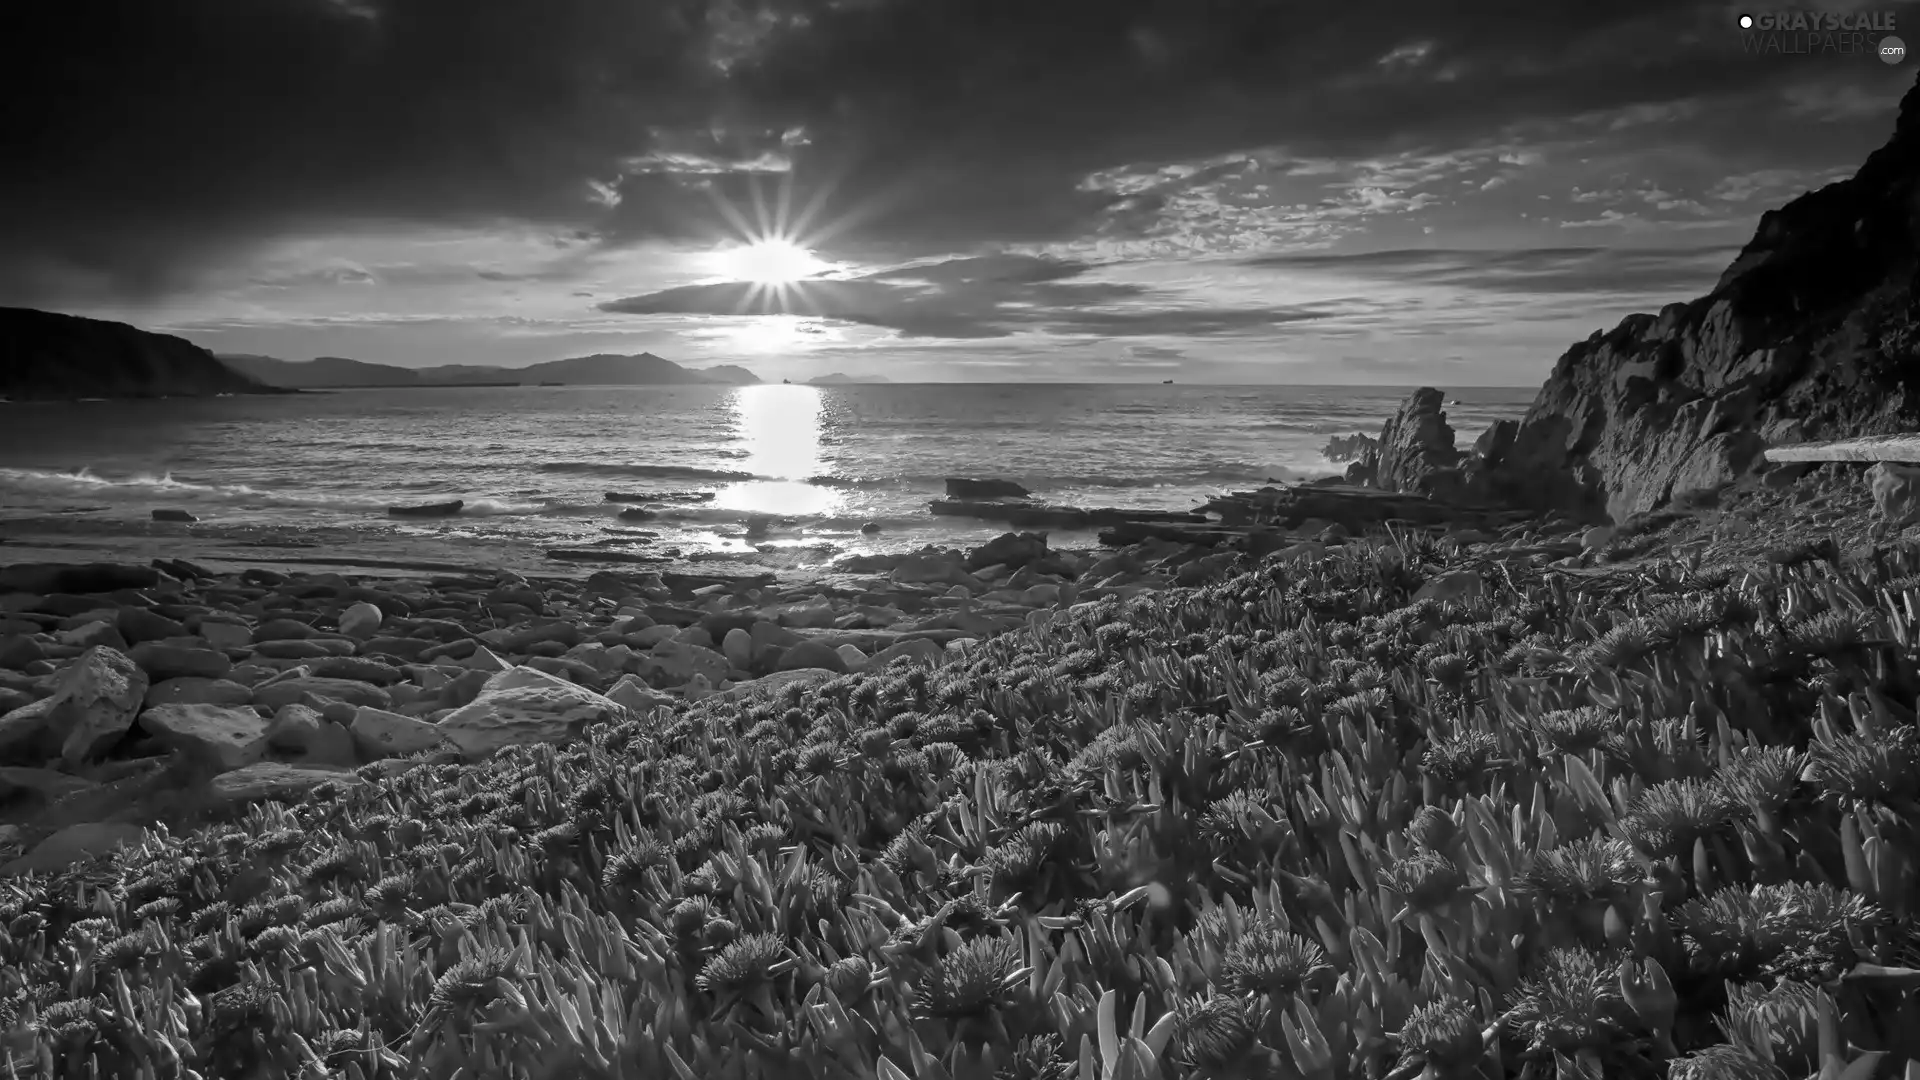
[713,383,843,518]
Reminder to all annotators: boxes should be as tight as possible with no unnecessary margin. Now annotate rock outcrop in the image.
[1480,70,1920,523]
[0,307,274,400]
[1362,388,1464,496]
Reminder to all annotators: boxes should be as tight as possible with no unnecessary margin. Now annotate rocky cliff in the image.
[1,308,271,400]
[1479,70,1920,523]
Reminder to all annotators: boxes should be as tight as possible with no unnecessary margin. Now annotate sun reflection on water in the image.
[714,384,843,518]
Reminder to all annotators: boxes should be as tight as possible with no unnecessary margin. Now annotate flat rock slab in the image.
[1764,436,1920,463]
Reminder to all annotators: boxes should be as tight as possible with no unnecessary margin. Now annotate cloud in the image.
[1240,246,1739,298]
[598,254,1349,339]
[4,0,1910,307]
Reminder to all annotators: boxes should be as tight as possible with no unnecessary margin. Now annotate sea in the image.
[0,383,1538,577]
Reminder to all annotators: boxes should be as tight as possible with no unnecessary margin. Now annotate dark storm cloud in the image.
[4,0,1907,305]
[598,254,1344,338]
[1243,246,1743,296]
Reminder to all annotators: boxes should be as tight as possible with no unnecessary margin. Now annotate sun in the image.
[716,237,827,285]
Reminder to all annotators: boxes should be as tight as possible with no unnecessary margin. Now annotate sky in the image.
[4,0,1916,385]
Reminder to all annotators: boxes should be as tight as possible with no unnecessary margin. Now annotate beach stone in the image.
[350,706,453,760]
[195,619,253,651]
[1019,584,1063,606]
[57,620,128,652]
[254,677,392,712]
[630,624,678,648]
[264,704,356,765]
[208,762,364,806]
[769,602,837,629]
[227,663,278,687]
[868,638,944,669]
[138,704,270,772]
[641,640,729,687]
[501,620,582,652]
[606,674,675,714]
[127,641,233,681]
[338,602,383,639]
[252,638,356,661]
[834,644,868,672]
[674,626,716,649]
[721,627,753,669]
[0,636,47,672]
[116,607,189,645]
[748,620,802,658]
[252,618,316,642]
[308,656,403,685]
[436,666,627,757]
[2,822,150,877]
[777,640,847,674]
[144,677,253,708]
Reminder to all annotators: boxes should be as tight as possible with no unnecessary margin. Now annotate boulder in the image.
[196,619,253,651]
[434,666,628,757]
[945,477,1030,499]
[721,627,753,669]
[41,646,149,767]
[138,704,270,771]
[1365,387,1463,495]
[889,551,982,589]
[349,706,453,760]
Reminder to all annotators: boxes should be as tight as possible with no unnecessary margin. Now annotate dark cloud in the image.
[599,254,1341,338]
[4,0,1913,306]
[1242,245,1741,296]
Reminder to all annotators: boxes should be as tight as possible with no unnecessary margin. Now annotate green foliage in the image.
[5,537,1920,1078]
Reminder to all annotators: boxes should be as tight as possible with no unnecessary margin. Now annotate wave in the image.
[537,462,757,481]
[0,467,394,512]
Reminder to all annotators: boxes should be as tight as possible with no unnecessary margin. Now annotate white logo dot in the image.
[1738,14,1754,28]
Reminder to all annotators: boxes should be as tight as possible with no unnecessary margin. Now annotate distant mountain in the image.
[4,308,276,400]
[220,353,420,387]
[809,372,891,385]
[700,364,762,385]
[220,351,760,389]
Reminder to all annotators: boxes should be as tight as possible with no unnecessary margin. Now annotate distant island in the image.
[808,372,892,385]
[220,351,761,389]
[1,307,281,401]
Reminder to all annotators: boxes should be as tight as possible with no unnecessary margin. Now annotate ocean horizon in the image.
[0,381,1537,574]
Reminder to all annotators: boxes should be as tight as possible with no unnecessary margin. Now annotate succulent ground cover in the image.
[4,506,1920,1080]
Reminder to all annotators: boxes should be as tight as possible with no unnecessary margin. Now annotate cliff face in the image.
[1482,71,1920,523]
[0,308,270,400]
